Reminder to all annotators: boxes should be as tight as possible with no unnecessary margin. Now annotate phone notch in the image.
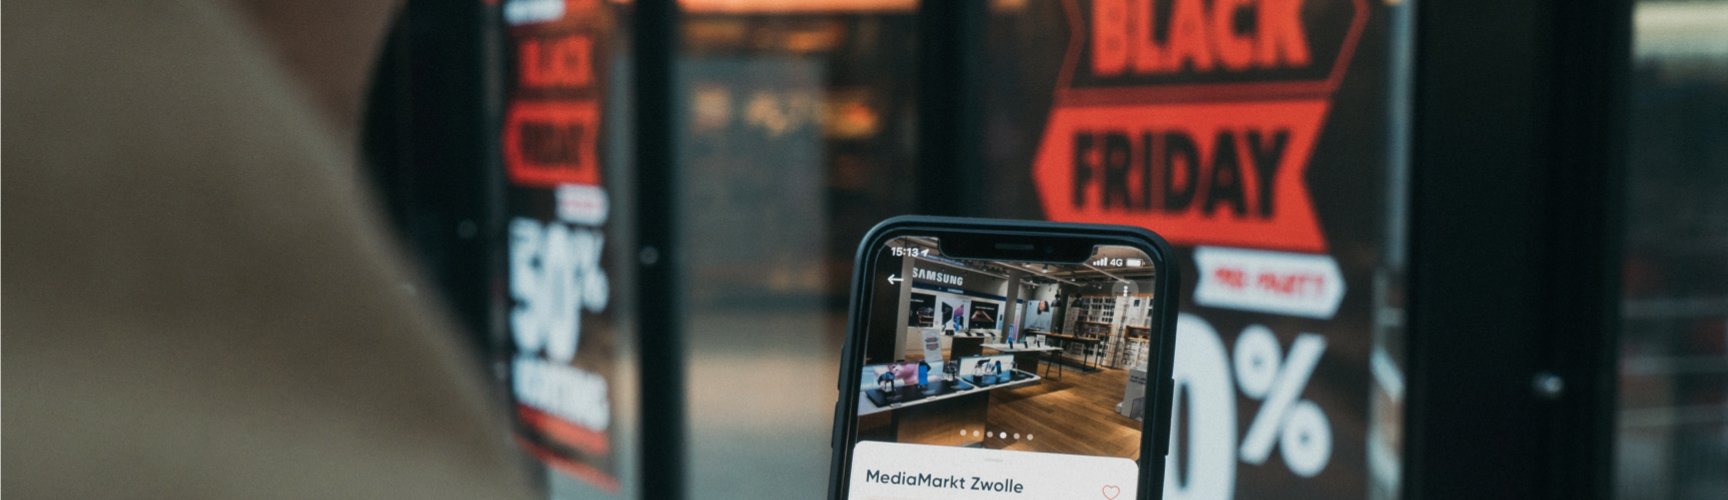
[938,234,1094,264]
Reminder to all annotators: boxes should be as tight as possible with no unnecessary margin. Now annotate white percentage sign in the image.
[1233,325,1332,478]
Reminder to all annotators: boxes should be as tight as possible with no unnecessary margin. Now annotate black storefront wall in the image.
[1403,0,1627,497]
[363,0,497,359]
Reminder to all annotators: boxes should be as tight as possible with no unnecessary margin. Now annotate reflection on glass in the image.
[675,2,918,498]
[1616,2,1728,499]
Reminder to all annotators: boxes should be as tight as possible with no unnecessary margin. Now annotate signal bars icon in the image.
[1091,257,1110,267]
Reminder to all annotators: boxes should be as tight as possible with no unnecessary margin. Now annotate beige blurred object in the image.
[225,0,402,142]
[3,1,536,499]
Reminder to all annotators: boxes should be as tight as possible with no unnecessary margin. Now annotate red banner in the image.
[505,100,601,187]
[1034,100,1329,251]
[1033,0,1367,252]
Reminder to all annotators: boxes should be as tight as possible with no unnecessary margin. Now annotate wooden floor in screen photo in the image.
[983,366,1143,460]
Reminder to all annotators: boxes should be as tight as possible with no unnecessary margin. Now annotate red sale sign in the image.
[1033,0,1367,252]
[505,100,601,187]
[1034,100,1329,251]
[990,2,1397,498]
[500,0,620,491]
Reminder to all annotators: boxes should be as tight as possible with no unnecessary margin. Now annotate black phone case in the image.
[827,215,1181,500]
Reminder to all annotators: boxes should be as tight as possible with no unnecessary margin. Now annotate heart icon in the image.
[1101,484,1121,499]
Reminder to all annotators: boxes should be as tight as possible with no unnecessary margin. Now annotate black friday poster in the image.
[499,0,627,491]
[982,0,1399,497]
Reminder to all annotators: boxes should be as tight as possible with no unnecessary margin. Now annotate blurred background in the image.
[7,0,1727,499]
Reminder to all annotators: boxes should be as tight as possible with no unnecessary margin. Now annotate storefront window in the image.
[673,2,919,498]
[1616,2,1728,498]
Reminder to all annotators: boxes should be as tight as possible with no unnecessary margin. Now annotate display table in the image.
[983,343,1062,373]
[862,378,970,408]
[856,370,1041,416]
[1040,333,1104,372]
[854,369,1042,447]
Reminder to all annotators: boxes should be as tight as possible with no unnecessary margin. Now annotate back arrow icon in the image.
[887,274,903,285]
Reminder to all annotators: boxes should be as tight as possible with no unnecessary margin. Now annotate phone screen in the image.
[842,235,1160,500]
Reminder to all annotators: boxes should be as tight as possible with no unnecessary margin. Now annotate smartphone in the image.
[829,216,1179,500]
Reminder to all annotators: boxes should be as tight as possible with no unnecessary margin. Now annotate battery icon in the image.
[1126,258,1145,267]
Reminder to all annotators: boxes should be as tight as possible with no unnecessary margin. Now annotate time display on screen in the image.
[890,246,931,258]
